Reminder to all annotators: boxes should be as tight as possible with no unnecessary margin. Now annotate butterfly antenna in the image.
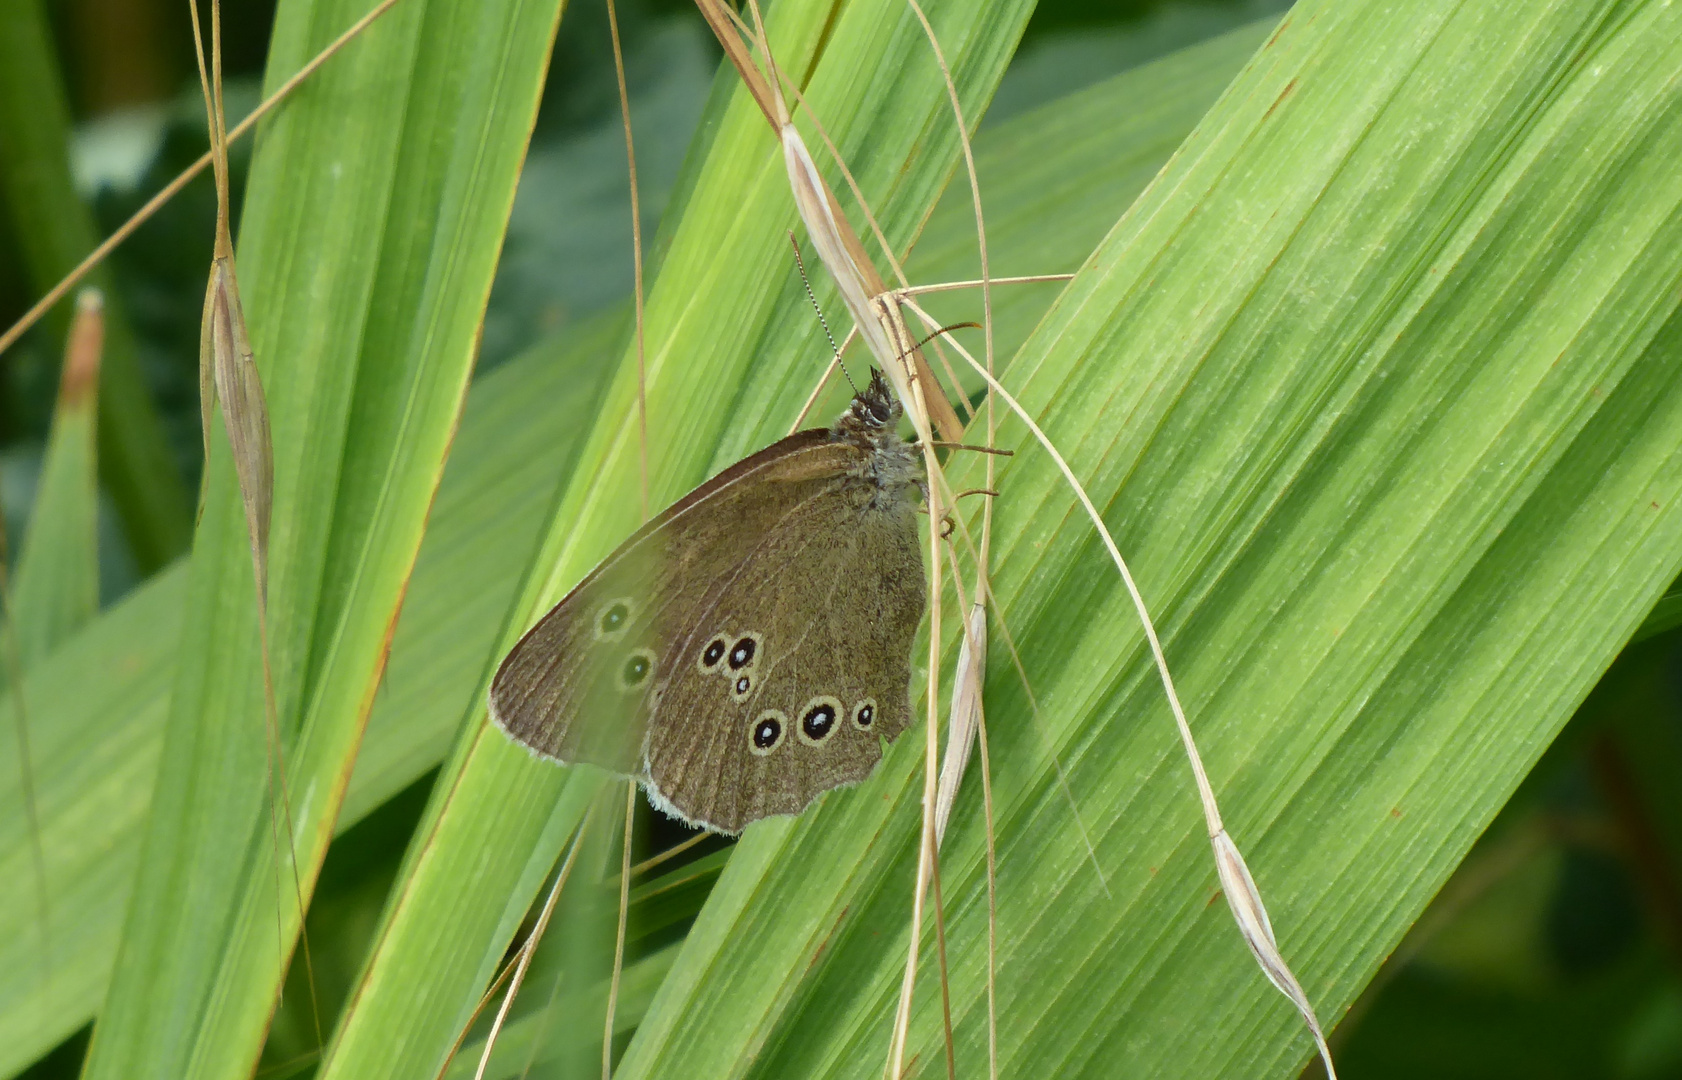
[789,231,857,394]
[914,322,979,352]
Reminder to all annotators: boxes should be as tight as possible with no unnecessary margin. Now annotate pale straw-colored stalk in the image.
[189,0,322,1045]
[935,602,986,848]
[472,821,592,1080]
[900,296,1339,1080]
[0,0,408,361]
[602,0,651,1063]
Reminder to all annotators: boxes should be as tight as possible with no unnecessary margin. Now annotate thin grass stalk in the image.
[605,781,637,1078]
[439,955,519,1080]
[606,0,649,520]
[905,296,1339,1078]
[603,0,652,1059]
[928,839,956,1080]
[626,832,709,879]
[914,2,999,1060]
[473,822,592,1080]
[189,0,323,1047]
[0,0,407,362]
[975,665,997,1080]
[888,384,944,1078]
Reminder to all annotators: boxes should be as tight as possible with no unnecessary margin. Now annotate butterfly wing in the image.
[488,431,908,781]
[642,462,925,833]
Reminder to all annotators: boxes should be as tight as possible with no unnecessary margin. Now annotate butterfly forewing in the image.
[491,432,839,765]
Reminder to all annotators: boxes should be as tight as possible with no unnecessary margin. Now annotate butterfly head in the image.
[842,368,901,433]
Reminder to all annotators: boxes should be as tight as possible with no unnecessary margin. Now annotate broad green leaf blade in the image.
[0,0,190,569]
[0,22,1261,1075]
[908,19,1275,391]
[0,289,104,1058]
[318,0,1036,1074]
[345,309,626,824]
[79,0,565,1076]
[616,2,1682,1078]
[0,572,179,1079]
[0,307,620,1077]
[13,291,103,664]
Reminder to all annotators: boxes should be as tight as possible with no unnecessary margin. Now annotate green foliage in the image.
[77,1,567,1077]
[2,0,1682,1077]
[617,3,1682,1076]
[11,299,101,663]
[0,0,191,569]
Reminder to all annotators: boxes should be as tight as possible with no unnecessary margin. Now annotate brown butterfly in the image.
[488,370,925,834]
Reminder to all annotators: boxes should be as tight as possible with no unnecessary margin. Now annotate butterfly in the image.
[488,369,925,834]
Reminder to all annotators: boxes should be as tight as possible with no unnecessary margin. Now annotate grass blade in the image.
[0,284,107,1059]
[616,3,1682,1077]
[78,0,566,1075]
[0,0,191,569]
[0,23,1258,1075]
[318,0,1034,1073]
[13,290,105,663]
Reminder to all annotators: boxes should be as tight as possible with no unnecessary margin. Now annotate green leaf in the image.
[0,289,104,1075]
[12,292,103,665]
[77,1,565,1076]
[616,2,1682,1077]
[0,303,624,1075]
[316,0,1037,1074]
[0,0,191,570]
[0,15,1241,1070]
[0,567,177,1078]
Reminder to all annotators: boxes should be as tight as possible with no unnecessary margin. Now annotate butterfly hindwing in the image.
[643,462,924,833]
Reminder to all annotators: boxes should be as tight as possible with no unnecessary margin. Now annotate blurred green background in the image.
[2,1,1680,1077]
